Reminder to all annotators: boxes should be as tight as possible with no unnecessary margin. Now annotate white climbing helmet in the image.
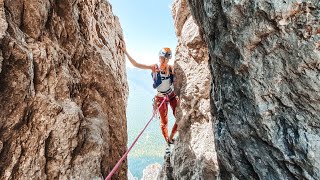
[158,47,172,59]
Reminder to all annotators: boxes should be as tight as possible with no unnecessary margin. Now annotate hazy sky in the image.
[108,0,177,67]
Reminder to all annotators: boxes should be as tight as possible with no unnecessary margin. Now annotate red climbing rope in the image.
[105,96,168,180]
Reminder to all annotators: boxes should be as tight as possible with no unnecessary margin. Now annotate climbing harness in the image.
[105,96,168,180]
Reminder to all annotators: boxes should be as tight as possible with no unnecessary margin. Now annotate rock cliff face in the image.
[0,0,128,179]
[169,0,219,179]
[186,0,320,179]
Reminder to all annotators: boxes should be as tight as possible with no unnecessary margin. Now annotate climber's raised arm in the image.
[120,43,153,70]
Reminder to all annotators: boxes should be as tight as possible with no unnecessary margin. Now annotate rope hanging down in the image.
[105,96,168,180]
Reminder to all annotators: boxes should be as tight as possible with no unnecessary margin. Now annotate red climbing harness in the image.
[105,96,168,180]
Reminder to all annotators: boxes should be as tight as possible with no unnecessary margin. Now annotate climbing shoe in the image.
[165,147,171,154]
[167,138,175,145]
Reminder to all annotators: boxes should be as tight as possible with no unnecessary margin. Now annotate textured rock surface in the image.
[0,0,128,179]
[187,0,320,179]
[142,163,161,180]
[164,0,219,179]
[158,152,173,180]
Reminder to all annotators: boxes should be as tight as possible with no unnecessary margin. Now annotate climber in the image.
[120,42,179,145]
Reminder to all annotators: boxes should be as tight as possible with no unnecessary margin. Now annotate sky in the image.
[108,0,177,67]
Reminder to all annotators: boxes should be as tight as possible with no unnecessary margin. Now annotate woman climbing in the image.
[120,43,178,145]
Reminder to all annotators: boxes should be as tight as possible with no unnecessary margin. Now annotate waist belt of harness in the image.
[158,88,172,95]
[157,91,176,101]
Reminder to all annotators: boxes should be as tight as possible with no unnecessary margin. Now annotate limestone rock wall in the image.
[187,0,320,179]
[169,0,219,179]
[0,0,128,179]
